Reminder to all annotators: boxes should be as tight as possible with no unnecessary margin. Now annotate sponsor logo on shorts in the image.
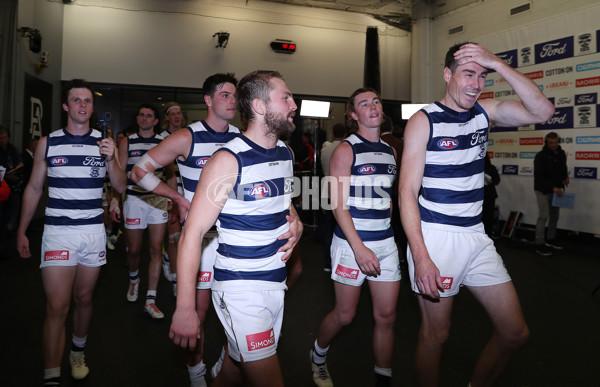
[198,271,212,282]
[335,265,359,280]
[441,277,453,290]
[358,165,376,174]
[99,251,105,258]
[126,218,141,225]
[246,328,275,351]
[44,250,69,261]
[437,138,458,150]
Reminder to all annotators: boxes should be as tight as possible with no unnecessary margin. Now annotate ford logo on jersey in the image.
[249,183,270,198]
[358,165,376,174]
[50,157,68,166]
[437,138,459,149]
[196,157,210,167]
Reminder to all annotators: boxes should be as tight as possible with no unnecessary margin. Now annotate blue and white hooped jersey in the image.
[177,120,241,202]
[419,101,490,228]
[333,133,396,244]
[159,129,183,196]
[213,135,294,291]
[125,132,164,198]
[44,128,106,233]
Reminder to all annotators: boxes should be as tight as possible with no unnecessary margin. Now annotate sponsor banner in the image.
[502,165,519,175]
[494,152,518,159]
[489,49,518,73]
[576,151,600,160]
[545,65,574,77]
[574,104,596,128]
[519,137,543,146]
[574,167,598,179]
[555,95,574,107]
[525,70,543,80]
[576,60,600,72]
[535,37,574,65]
[479,91,494,100]
[519,165,534,175]
[536,106,573,130]
[576,136,600,144]
[488,139,495,146]
[575,93,597,105]
[519,152,537,159]
[575,32,595,56]
[576,76,600,88]
[519,45,535,67]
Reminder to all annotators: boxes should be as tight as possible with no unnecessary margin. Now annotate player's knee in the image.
[500,321,529,349]
[420,322,451,345]
[334,308,357,326]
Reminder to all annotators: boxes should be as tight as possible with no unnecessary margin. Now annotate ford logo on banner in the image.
[490,49,518,73]
[574,167,597,179]
[535,37,573,64]
[536,106,573,130]
[502,165,518,175]
[575,93,597,105]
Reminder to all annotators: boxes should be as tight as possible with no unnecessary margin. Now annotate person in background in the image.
[399,42,554,387]
[117,104,173,319]
[311,88,400,387]
[157,101,187,296]
[482,153,500,238]
[16,79,126,385]
[0,126,24,243]
[533,131,569,256]
[318,123,347,272]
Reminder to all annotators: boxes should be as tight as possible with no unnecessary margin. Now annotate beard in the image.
[265,109,295,140]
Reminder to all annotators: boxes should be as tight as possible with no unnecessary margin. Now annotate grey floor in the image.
[2,220,600,386]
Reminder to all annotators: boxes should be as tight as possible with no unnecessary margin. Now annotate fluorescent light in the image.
[300,100,330,118]
[401,103,428,120]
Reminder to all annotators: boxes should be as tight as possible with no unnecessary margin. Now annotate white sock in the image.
[374,366,392,377]
[188,361,206,379]
[71,334,87,351]
[312,340,329,364]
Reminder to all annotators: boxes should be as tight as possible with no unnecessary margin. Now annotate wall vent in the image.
[448,25,464,36]
[510,3,531,16]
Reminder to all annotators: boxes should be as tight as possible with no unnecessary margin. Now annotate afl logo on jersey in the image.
[130,150,143,157]
[437,138,459,150]
[196,157,210,167]
[50,157,68,166]
[249,183,270,198]
[358,165,376,174]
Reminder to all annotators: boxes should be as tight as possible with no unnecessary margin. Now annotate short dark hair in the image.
[236,70,283,126]
[203,73,238,98]
[61,79,94,105]
[444,41,475,73]
[545,131,559,145]
[138,103,160,120]
[345,87,381,133]
[332,123,347,139]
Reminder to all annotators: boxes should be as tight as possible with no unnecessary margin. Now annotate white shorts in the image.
[123,195,168,229]
[41,231,107,268]
[196,236,218,290]
[330,235,401,286]
[212,289,284,362]
[407,222,511,297]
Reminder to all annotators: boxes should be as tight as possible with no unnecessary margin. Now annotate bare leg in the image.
[188,289,211,366]
[316,282,361,348]
[286,245,303,290]
[368,280,400,368]
[415,295,454,387]
[41,266,77,369]
[126,228,143,273]
[72,265,102,338]
[147,223,167,292]
[212,349,243,387]
[468,282,529,387]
